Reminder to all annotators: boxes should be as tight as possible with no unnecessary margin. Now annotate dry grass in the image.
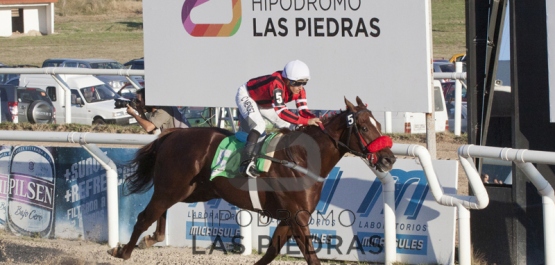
[432,0,467,59]
[0,0,144,66]
[0,122,146,134]
[56,0,143,17]
[389,132,468,145]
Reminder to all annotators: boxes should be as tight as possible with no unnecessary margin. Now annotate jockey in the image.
[235,59,322,175]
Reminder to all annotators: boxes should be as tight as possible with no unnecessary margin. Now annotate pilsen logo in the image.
[8,146,55,238]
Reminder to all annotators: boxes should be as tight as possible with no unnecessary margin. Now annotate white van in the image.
[373,80,449,134]
[19,74,137,125]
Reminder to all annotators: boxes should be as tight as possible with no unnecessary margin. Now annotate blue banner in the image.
[0,145,152,242]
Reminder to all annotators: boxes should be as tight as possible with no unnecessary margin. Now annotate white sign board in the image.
[547,0,555,122]
[143,0,433,112]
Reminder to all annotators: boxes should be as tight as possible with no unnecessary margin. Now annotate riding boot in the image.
[240,129,261,176]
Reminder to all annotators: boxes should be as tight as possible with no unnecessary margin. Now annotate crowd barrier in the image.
[0,130,499,265]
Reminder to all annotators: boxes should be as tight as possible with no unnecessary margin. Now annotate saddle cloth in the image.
[210,132,281,181]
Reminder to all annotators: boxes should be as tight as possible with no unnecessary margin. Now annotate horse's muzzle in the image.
[375,154,396,172]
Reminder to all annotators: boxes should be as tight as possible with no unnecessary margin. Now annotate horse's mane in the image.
[318,110,344,124]
[261,110,347,137]
[292,109,345,133]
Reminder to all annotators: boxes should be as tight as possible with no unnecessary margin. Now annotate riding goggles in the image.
[289,79,308,86]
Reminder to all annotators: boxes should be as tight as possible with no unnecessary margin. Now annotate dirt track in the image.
[0,229,311,265]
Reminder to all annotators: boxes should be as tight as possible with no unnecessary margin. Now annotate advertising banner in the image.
[7,146,56,238]
[166,198,242,252]
[0,146,11,228]
[53,147,139,242]
[0,145,143,242]
[252,158,457,264]
[143,0,433,112]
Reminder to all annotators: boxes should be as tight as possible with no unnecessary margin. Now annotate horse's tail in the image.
[124,131,175,195]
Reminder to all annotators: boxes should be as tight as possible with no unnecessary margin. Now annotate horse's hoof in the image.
[137,236,150,249]
[107,246,120,257]
[107,244,129,260]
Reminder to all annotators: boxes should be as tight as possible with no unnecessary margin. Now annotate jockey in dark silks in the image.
[235,60,322,175]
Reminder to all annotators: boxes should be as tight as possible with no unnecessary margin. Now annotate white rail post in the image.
[515,161,555,265]
[81,143,119,248]
[454,62,463,136]
[51,74,73,124]
[457,205,471,265]
[239,210,252,255]
[372,168,397,264]
[385,111,392,133]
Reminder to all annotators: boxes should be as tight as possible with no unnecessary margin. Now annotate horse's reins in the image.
[250,109,391,181]
[253,134,325,182]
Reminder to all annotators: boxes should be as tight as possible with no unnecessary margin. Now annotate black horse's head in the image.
[343,96,396,172]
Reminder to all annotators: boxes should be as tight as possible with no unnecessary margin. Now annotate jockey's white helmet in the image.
[282,60,310,81]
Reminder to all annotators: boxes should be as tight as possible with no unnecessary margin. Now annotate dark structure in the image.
[468,0,551,264]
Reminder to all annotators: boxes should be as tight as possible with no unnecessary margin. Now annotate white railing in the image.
[373,143,488,265]
[453,62,464,136]
[434,66,467,136]
[459,145,555,265]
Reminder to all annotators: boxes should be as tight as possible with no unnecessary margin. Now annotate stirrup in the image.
[244,160,259,178]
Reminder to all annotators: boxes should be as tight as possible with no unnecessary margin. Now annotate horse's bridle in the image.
[319,109,393,166]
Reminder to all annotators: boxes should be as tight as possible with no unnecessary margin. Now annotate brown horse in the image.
[108,97,396,265]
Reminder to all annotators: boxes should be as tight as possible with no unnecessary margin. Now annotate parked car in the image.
[442,80,467,104]
[122,57,145,83]
[117,81,145,100]
[179,106,212,127]
[0,64,34,85]
[433,61,456,73]
[0,73,19,85]
[19,74,135,125]
[449,53,466,63]
[41,58,132,91]
[433,60,456,83]
[0,85,55,124]
[123,57,144,69]
[4,76,19,86]
[41,58,73,67]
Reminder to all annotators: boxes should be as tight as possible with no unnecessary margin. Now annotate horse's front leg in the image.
[289,211,321,265]
[255,220,292,265]
[138,210,167,249]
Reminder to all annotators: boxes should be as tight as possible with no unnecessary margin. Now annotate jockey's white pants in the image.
[236,84,294,134]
